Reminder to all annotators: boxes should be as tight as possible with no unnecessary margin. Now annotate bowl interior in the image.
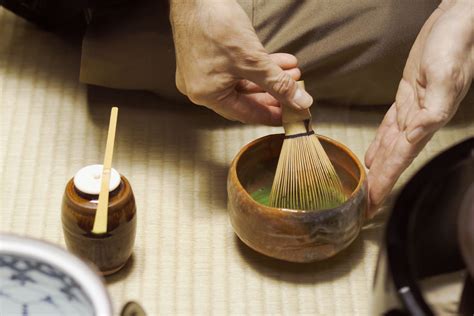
[236,134,362,207]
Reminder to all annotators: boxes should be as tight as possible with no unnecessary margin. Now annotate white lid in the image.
[73,164,121,195]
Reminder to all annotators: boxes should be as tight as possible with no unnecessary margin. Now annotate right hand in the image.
[364,0,473,218]
[169,0,313,125]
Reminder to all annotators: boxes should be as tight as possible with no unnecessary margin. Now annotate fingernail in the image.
[292,88,313,109]
[406,127,424,143]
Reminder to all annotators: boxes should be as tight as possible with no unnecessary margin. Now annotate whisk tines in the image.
[269,81,346,211]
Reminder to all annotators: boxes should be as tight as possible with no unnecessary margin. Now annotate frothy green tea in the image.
[250,186,272,206]
[247,157,356,209]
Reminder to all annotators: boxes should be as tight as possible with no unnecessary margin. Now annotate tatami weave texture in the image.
[1,9,472,315]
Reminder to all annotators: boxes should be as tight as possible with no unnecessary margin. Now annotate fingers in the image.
[366,65,463,217]
[236,53,301,93]
[236,68,301,93]
[175,63,187,95]
[241,92,280,107]
[365,105,411,218]
[366,80,461,218]
[405,73,462,144]
[366,123,402,212]
[365,104,397,168]
[239,52,313,110]
[366,132,432,218]
[211,91,282,126]
[269,53,298,69]
[395,79,416,131]
[365,100,435,218]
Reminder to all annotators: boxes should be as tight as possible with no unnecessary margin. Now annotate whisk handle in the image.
[282,81,312,124]
[282,105,311,124]
[282,81,313,135]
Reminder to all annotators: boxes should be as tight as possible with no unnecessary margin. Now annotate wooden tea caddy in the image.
[62,170,137,275]
[62,108,136,276]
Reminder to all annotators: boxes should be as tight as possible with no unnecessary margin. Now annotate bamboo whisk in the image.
[268,81,346,211]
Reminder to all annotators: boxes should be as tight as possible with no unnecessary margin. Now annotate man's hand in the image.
[169,0,313,125]
[365,0,473,218]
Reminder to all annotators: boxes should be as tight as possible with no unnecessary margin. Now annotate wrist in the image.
[440,0,471,7]
[169,0,198,9]
[440,0,473,44]
[441,0,473,13]
[442,0,474,80]
[170,0,236,13]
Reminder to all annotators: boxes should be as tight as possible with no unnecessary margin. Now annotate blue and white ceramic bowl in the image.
[0,234,112,316]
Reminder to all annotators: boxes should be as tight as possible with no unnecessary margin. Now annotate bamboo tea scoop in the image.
[92,107,119,234]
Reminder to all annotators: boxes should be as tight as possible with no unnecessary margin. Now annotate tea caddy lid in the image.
[73,164,121,195]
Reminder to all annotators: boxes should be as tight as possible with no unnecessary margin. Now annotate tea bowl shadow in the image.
[234,228,370,285]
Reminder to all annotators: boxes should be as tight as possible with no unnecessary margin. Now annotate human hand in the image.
[169,0,313,125]
[364,0,473,218]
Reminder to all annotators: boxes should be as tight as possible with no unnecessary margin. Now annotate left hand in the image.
[169,0,311,126]
[364,0,473,218]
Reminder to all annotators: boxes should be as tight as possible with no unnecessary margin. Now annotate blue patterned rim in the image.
[0,234,112,316]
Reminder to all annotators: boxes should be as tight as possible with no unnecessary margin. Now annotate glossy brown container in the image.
[62,175,136,275]
[228,134,367,262]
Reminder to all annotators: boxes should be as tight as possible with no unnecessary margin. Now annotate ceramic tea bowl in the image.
[228,134,367,262]
[0,233,112,316]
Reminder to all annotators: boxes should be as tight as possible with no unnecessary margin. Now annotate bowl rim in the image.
[0,233,113,316]
[229,133,367,214]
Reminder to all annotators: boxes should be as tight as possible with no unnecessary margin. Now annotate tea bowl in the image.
[227,133,367,262]
[0,233,112,316]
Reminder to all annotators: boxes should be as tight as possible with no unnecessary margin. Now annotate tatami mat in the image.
[1,9,473,315]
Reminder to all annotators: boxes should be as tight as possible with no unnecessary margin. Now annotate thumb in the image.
[405,78,459,144]
[242,54,314,110]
